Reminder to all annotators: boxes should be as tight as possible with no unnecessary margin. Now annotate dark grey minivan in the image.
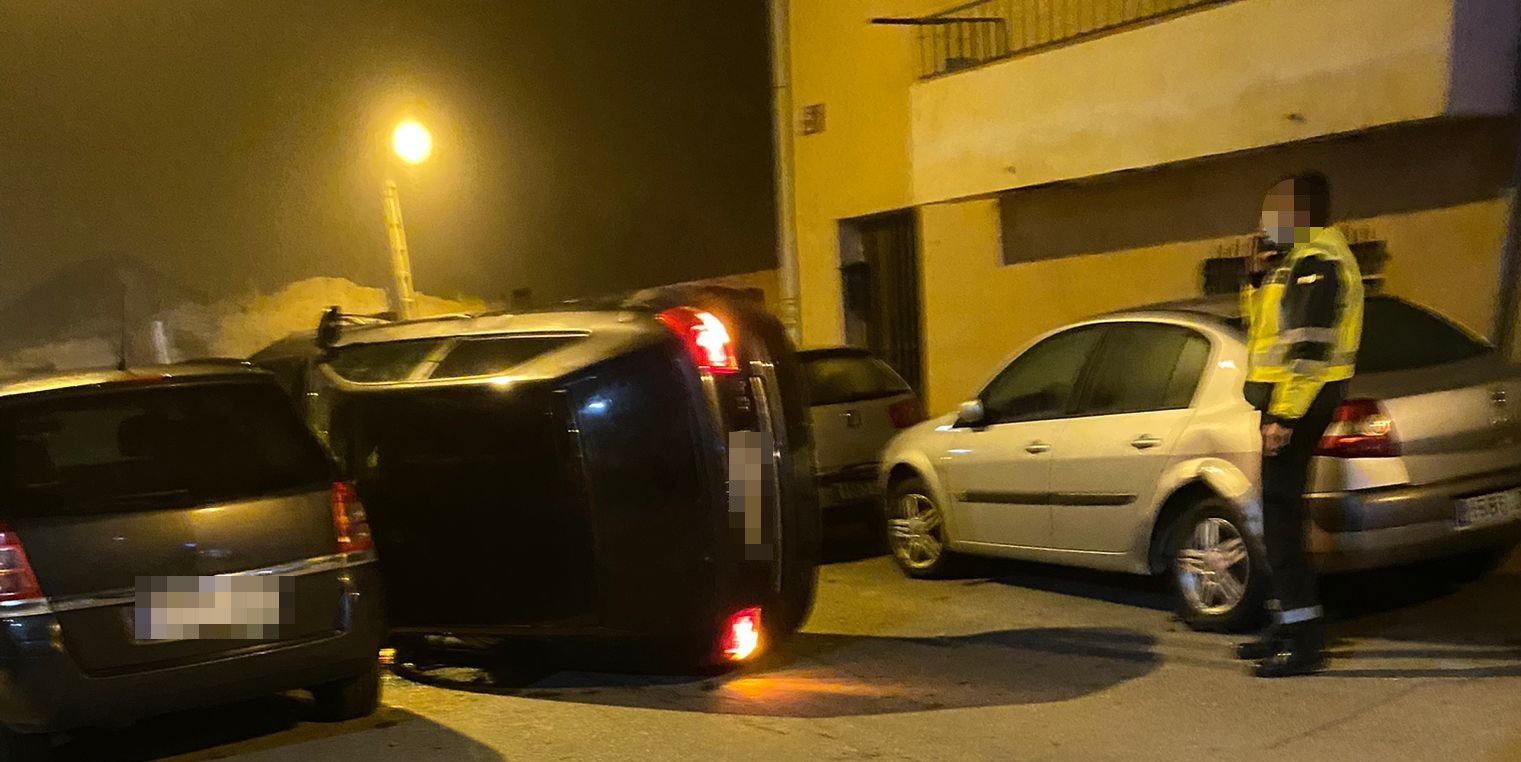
[0,364,383,756]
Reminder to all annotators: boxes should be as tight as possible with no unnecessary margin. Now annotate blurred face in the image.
[1259,180,1307,250]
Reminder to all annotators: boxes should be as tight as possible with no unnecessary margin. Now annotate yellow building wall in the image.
[910,0,1517,204]
[789,1,1517,412]
[918,197,1512,415]
[920,199,1218,413]
[790,0,945,349]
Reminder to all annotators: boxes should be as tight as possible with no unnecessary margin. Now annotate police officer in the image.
[1236,172,1363,678]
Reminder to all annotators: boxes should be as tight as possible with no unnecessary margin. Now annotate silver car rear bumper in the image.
[1306,468,1521,572]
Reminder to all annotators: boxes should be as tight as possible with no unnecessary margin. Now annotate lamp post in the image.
[383,119,432,320]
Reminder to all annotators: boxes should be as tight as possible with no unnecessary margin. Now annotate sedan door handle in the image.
[1024,441,1051,455]
[1130,435,1162,450]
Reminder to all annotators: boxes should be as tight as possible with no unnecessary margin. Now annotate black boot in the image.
[1235,632,1279,661]
[1235,620,1281,660]
[1254,622,1326,678]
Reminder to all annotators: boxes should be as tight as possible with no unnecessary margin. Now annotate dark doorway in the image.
[841,211,923,394]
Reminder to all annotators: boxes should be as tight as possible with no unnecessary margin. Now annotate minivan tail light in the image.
[1317,399,1400,458]
[720,606,762,662]
[0,524,43,603]
[889,398,926,429]
[331,482,374,553]
[658,307,740,376]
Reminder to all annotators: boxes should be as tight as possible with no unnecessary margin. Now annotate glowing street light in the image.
[391,119,432,165]
[382,119,432,319]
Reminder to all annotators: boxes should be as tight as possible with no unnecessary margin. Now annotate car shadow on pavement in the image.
[1315,557,1521,678]
[821,507,888,564]
[965,557,1174,613]
[392,627,1159,719]
[45,692,501,762]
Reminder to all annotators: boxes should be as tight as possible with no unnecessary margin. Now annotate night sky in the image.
[0,1,776,307]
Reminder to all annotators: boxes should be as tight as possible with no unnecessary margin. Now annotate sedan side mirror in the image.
[956,399,986,428]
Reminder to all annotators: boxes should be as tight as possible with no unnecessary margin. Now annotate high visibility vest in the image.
[1241,226,1363,420]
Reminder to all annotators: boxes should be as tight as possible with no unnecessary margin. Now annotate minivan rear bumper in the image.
[0,562,383,733]
[1306,468,1521,573]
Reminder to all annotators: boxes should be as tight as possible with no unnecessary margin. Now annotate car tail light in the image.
[331,482,374,553]
[1316,399,1400,458]
[889,398,926,429]
[658,307,739,376]
[719,606,762,662]
[0,524,43,603]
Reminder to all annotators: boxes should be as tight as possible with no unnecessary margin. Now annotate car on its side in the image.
[798,348,923,514]
[252,287,820,668]
[880,295,1521,631]
[0,364,384,758]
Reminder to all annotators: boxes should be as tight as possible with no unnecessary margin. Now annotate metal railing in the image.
[900,0,1237,79]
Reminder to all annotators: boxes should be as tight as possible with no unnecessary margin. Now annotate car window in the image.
[981,326,1105,424]
[802,354,912,406]
[1079,323,1210,416]
[1359,297,1490,373]
[326,339,445,383]
[431,335,579,380]
[0,381,332,518]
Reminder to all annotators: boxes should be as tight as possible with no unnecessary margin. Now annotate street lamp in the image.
[382,120,431,319]
[392,119,432,165]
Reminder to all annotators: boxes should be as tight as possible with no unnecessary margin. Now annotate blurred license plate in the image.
[833,480,879,502]
[1455,489,1521,531]
[134,576,291,641]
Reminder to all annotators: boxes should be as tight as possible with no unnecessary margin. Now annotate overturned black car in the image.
[252,288,819,667]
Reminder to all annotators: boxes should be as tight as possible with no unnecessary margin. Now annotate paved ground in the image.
[47,524,1521,761]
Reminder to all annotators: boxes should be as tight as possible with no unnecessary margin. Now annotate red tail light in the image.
[331,482,374,553]
[720,606,762,662]
[1317,399,1400,458]
[889,398,926,429]
[0,524,43,603]
[658,307,739,376]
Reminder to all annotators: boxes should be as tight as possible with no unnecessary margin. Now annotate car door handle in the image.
[1025,441,1051,455]
[1130,435,1162,450]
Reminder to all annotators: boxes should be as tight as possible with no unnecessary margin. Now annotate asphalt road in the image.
[46,522,1521,761]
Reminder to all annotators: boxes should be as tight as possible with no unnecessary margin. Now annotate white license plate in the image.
[1455,489,1521,531]
[134,576,290,641]
[833,481,880,502]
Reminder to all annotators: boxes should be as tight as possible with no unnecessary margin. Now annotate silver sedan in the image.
[880,295,1521,630]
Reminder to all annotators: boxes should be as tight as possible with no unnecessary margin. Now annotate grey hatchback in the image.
[0,364,384,756]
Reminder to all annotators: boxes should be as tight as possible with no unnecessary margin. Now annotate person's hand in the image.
[1262,422,1292,456]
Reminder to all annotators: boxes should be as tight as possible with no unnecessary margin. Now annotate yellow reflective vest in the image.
[1240,226,1363,422]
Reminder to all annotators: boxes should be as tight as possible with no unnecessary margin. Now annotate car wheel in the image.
[0,726,52,762]
[1168,497,1267,632]
[885,477,956,579]
[311,660,382,722]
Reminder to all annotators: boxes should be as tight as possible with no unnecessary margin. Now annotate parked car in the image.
[0,364,384,757]
[798,348,923,513]
[252,287,820,668]
[880,294,1521,631]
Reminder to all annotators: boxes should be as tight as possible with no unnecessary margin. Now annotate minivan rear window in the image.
[326,339,445,383]
[430,335,578,379]
[0,381,332,517]
[802,353,912,406]
[1359,297,1490,374]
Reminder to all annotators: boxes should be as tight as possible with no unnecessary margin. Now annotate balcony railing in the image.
[878,0,1238,79]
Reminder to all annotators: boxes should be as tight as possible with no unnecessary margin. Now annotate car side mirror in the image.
[956,399,986,428]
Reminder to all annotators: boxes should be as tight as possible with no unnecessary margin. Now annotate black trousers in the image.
[1245,380,1347,623]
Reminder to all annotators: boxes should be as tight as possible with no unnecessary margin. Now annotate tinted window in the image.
[1359,297,1490,373]
[802,354,912,406]
[326,339,444,383]
[0,382,332,517]
[1080,324,1210,415]
[431,336,578,380]
[982,326,1104,424]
